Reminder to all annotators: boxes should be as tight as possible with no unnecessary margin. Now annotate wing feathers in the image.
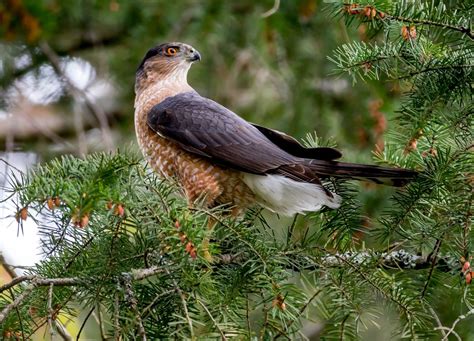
[147,92,297,174]
[251,124,342,160]
[146,91,416,187]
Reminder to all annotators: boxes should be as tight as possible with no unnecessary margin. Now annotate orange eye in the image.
[166,47,178,56]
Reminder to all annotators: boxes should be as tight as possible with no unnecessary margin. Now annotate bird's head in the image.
[135,42,200,93]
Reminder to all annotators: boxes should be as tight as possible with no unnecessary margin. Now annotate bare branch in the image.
[114,289,121,341]
[38,41,114,153]
[54,320,73,341]
[48,283,54,341]
[0,266,164,324]
[0,275,35,294]
[0,252,18,280]
[122,274,147,341]
[131,266,163,281]
[0,284,35,324]
[285,249,457,272]
[438,308,474,341]
[261,0,280,18]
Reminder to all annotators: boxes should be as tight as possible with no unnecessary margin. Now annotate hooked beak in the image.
[187,49,201,62]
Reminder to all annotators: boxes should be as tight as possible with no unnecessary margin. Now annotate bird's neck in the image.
[135,70,193,111]
[134,70,194,137]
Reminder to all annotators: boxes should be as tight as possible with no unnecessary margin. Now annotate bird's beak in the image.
[187,49,201,62]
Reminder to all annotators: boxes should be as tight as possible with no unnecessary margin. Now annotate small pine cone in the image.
[47,198,54,210]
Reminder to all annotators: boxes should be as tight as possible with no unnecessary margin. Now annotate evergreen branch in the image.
[334,255,416,318]
[23,293,75,340]
[398,64,474,80]
[193,208,273,276]
[339,2,474,39]
[195,296,227,341]
[218,248,457,272]
[164,268,194,339]
[339,314,350,341]
[421,237,443,298]
[93,305,107,341]
[380,12,474,40]
[284,249,456,272]
[0,266,162,293]
[273,289,323,340]
[141,290,175,319]
[0,266,164,324]
[131,266,163,281]
[428,306,447,339]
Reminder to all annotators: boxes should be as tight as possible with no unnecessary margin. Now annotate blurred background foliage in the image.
[0,0,393,160]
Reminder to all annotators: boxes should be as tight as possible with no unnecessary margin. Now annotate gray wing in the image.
[251,124,342,161]
[146,92,298,174]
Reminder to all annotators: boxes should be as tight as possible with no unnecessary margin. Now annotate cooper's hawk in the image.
[134,42,416,216]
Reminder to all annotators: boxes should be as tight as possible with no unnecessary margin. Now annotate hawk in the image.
[134,42,416,217]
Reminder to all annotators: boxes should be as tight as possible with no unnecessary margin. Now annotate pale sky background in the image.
[0,152,42,273]
[0,56,113,274]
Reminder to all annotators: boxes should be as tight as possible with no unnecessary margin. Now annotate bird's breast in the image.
[134,96,255,210]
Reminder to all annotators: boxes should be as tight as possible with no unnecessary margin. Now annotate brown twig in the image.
[0,283,35,324]
[0,252,18,280]
[0,275,35,294]
[48,283,54,340]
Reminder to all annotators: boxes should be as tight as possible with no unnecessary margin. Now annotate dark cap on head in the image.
[136,42,201,75]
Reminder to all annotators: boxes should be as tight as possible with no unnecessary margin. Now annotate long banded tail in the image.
[307,160,418,187]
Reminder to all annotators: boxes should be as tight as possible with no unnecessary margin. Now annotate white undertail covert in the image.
[242,173,341,216]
